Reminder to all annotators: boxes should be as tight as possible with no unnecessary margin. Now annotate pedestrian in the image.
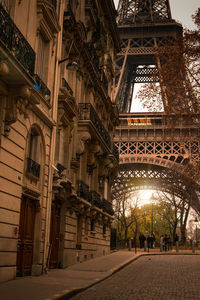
[168,235,172,251]
[175,234,179,244]
[160,235,164,251]
[151,234,156,248]
[147,236,151,252]
[139,233,145,248]
[163,234,168,251]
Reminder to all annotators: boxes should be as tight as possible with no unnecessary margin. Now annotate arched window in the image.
[26,127,42,179]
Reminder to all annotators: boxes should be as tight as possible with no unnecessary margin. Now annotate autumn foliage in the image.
[137,8,200,114]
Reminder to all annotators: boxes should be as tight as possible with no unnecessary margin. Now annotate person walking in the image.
[139,233,146,248]
[163,234,168,251]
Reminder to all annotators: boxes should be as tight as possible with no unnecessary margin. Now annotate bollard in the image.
[192,241,195,254]
[129,239,131,251]
[144,240,147,252]
[176,241,179,252]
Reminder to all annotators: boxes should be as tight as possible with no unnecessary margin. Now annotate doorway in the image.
[17,196,36,276]
[49,201,61,268]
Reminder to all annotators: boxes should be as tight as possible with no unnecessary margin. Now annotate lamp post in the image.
[194,217,198,247]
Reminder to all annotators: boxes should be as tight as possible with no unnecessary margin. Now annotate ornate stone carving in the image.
[4,85,33,136]
[58,92,78,126]
[71,156,80,170]
[37,0,60,41]
[76,131,91,155]
[22,186,41,200]
[0,61,9,76]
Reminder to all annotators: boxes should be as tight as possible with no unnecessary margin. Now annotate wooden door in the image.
[17,197,36,276]
[49,201,61,268]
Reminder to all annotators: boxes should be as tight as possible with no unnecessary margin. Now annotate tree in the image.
[155,190,191,244]
[113,193,140,246]
[137,8,200,114]
[156,192,178,242]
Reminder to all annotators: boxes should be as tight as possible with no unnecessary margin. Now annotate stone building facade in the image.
[0,0,119,282]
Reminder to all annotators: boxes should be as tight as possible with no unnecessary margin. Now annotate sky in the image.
[113,0,199,112]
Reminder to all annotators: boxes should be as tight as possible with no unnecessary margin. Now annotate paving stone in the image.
[70,255,200,300]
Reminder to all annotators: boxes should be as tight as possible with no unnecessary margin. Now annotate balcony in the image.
[103,199,114,216]
[27,157,40,178]
[77,180,92,203]
[34,74,51,103]
[91,191,102,209]
[87,42,100,76]
[87,43,109,94]
[62,78,73,96]
[0,3,35,75]
[79,103,111,149]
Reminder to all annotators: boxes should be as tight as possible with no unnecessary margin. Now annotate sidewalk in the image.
[0,249,199,300]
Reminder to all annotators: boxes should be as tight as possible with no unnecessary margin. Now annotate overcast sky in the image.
[114,0,199,29]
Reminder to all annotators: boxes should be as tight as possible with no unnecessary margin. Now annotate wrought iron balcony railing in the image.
[27,157,40,178]
[87,42,100,75]
[87,43,108,94]
[103,199,114,216]
[0,3,35,75]
[62,78,73,95]
[79,103,111,149]
[77,180,92,203]
[91,191,102,209]
[34,74,51,103]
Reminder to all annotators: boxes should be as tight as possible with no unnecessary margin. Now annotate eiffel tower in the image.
[115,0,183,113]
[113,1,200,211]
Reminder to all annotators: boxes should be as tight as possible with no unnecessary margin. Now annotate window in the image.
[91,219,95,232]
[76,215,82,248]
[29,130,38,162]
[27,128,41,178]
[36,34,49,83]
[103,224,106,235]
[85,217,89,236]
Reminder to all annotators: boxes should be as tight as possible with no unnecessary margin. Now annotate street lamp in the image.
[194,217,198,247]
[58,40,79,71]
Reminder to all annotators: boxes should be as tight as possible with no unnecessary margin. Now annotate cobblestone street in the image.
[70,255,200,300]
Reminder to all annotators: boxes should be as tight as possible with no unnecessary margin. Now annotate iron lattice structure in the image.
[113,113,200,210]
[113,1,200,211]
[117,0,172,25]
[113,164,200,212]
[115,0,182,113]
